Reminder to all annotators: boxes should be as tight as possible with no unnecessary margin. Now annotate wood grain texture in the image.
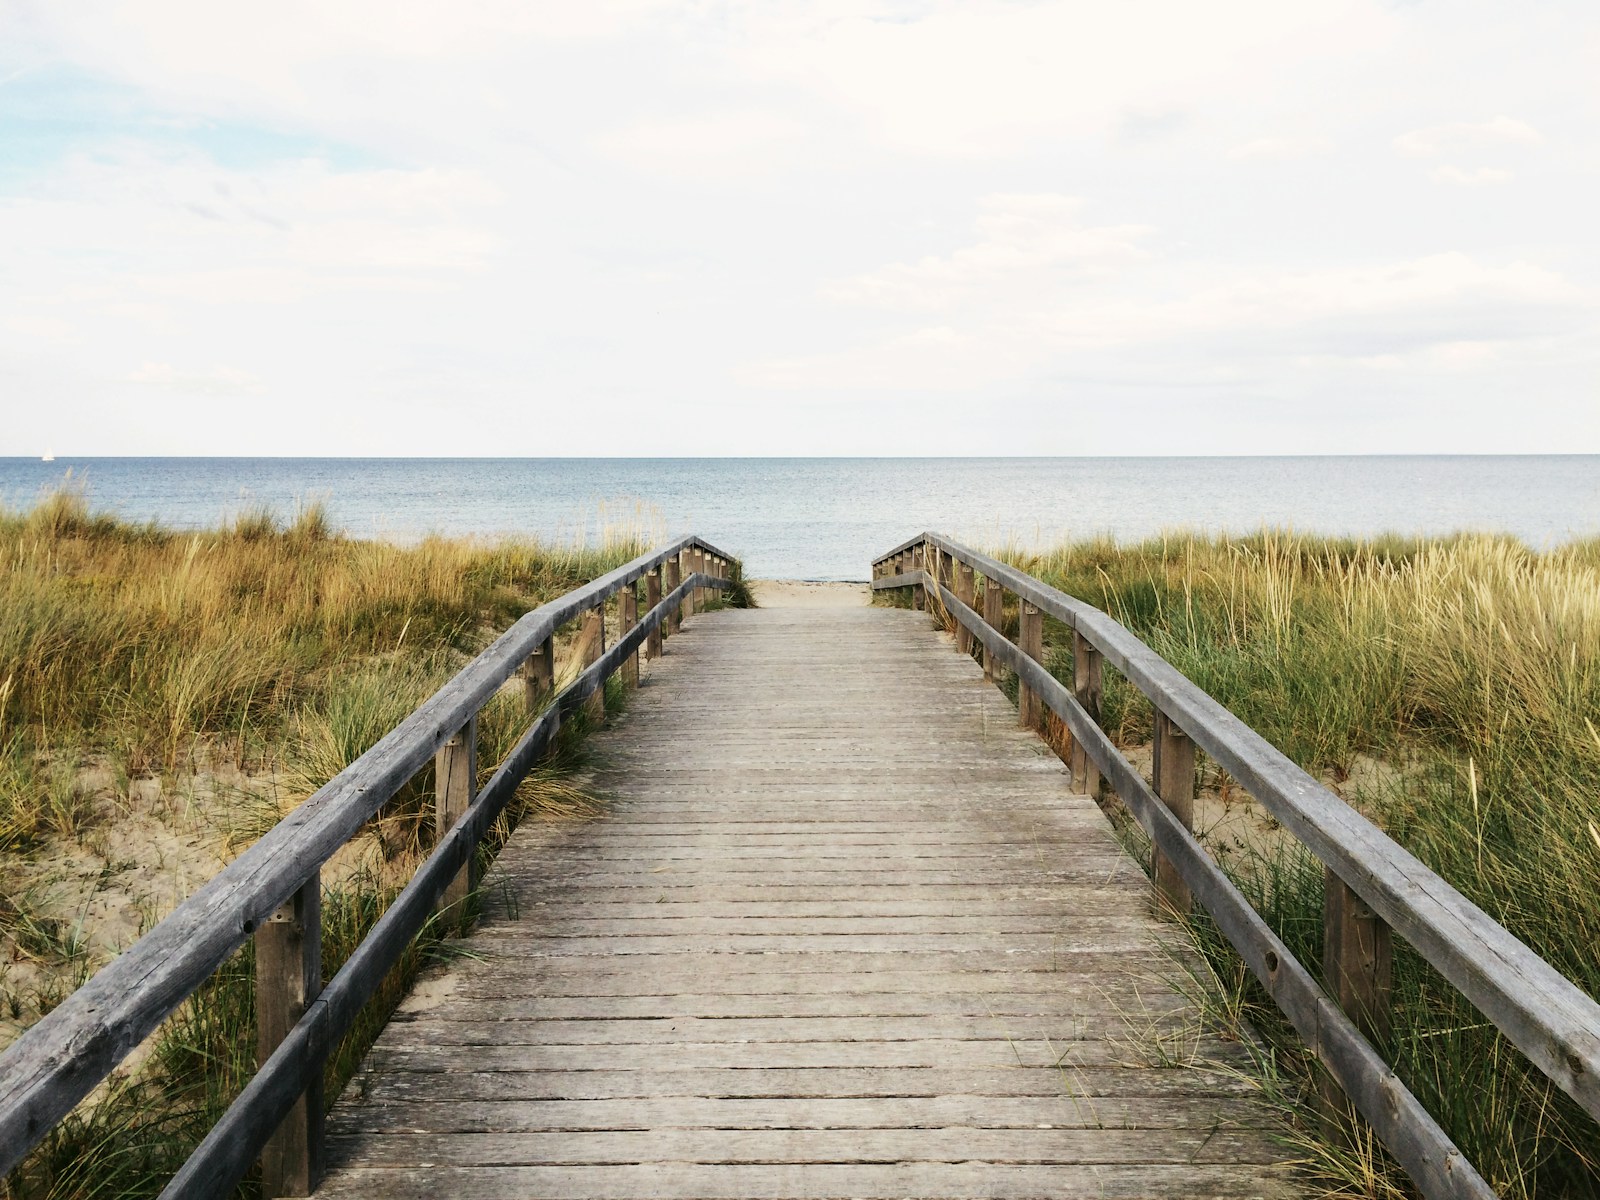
[320,604,1303,1199]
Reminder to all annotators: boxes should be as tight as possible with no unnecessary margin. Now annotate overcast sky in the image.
[1,1,1597,456]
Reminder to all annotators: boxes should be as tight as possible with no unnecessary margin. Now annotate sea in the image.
[1,456,1596,581]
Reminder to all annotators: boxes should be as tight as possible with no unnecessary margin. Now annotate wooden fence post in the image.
[522,635,553,714]
[621,584,639,688]
[1324,869,1393,1046]
[667,556,682,635]
[682,550,697,619]
[955,563,975,656]
[983,579,1004,682]
[257,873,322,1199]
[435,717,478,926]
[1018,602,1043,730]
[1153,710,1195,916]
[645,568,663,660]
[911,546,925,611]
[580,608,605,722]
[1072,631,1103,798]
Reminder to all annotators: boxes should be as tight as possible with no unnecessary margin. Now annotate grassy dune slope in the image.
[0,487,654,1198]
[1001,531,1600,1198]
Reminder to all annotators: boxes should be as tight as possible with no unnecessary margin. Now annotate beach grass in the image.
[989,530,1600,1198]
[0,484,668,1198]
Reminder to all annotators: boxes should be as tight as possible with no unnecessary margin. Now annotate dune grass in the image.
[0,484,674,1198]
[982,530,1600,1198]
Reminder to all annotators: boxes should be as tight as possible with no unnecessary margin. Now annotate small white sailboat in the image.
[41,450,54,462]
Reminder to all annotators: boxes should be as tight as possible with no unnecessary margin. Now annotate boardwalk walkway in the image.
[319,594,1302,1199]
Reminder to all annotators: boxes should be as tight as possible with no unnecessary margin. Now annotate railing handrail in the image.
[0,534,733,1180]
[873,532,1600,1198]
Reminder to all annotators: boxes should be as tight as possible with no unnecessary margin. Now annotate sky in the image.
[1,0,1597,457]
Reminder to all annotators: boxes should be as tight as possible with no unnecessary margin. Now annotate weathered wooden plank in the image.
[314,1162,1300,1200]
[347,1065,1260,1104]
[327,1093,1276,1133]
[323,1126,1287,1167]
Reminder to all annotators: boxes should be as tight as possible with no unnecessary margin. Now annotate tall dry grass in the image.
[1003,530,1600,1198]
[0,483,658,1198]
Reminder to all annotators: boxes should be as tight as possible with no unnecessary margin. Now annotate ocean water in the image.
[1,456,1596,580]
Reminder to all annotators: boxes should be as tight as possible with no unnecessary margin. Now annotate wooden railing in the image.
[873,532,1600,1200]
[0,537,736,1198]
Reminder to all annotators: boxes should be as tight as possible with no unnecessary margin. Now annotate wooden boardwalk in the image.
[319,599,1302,1199]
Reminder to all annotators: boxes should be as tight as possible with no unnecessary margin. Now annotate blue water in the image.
[1,457,1596,580]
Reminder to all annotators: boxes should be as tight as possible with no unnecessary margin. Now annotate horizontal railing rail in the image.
[0,536,736,1196]
[872,532,1600,1200]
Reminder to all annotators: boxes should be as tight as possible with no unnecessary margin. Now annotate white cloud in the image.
[127,361,266,394]
[821,194,1153,311]
[1393,116,1542,158]
[1429,164,1513,187]
[1227,135,1332,161]
[599,112,815,176]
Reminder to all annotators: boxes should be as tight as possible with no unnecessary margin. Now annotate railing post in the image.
[257,873,322,1199]
[666,555,682,635]
[435,717,478,924]
[1153,710,1195,916]
[645,568,663,660]
[621,583,639,687]
[982,578,1004,682]
[1324,869,1393,1047]
[911,545,925,610]
[580,608,605,722]
[1017,602,1043,730]
[522,635,554,714]
[681,549,697,619]
[954,563,975,655]
[1072,631,1102,798]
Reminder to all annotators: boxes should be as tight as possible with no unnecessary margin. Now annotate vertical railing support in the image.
[1324,869,1394,1047]
[1153,710,1195,916]
[580,608,605,722]
[646,568,663,660]
[1018,602,1043,730]
[955,563,975,656]
[522,635,553,714]
[983,578,1004,682]
[621,583,639,688]
[911,545,925,610]
[682,549,697,620]
[435,717,478,925]
[257,873,322,1199]
[667,556,682,635]
[1072,631,1103,798]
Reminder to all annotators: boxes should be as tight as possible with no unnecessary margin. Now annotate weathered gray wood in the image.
[0,535,732,1176]
[620,585,639,687]
[1153,710,1194,917]
[578,610,604,723]
[522,635,554,713]
[908,532,1600,1131]
[954,563,975,655]
[982,577,1004,682]
[315,1162,1300,1200]
[1017,601,1042,730]
[1072,630,1102,797]
[435,719,477,924]
[910,546,925,610]
[931,576,1496,1200]
[644,569,662,659]
[666,556,682,635]
[319,602,1300,1200]
[1324,867,1393,1049]
[682,549,697,618]
[256,874,322,1199]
